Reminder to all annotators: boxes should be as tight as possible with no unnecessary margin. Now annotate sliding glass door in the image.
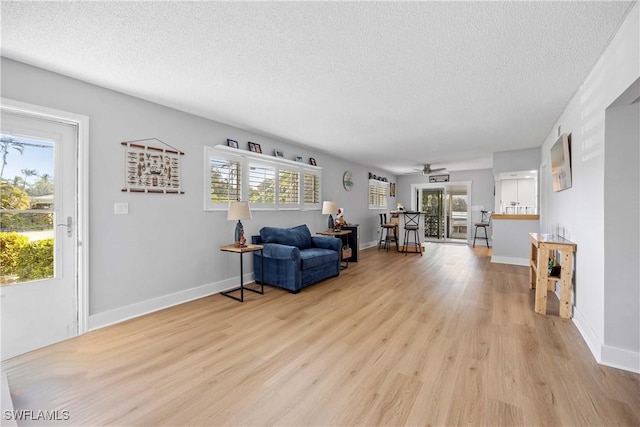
[414,182,471,243]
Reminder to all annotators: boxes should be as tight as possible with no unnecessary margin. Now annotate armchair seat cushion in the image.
[300,248,340,270]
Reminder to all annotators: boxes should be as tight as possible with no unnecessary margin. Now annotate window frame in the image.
[204,146,244,211]
[368,179,389,210]
[205,145,322,211]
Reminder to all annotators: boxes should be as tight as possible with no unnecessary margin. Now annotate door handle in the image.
[56,216,73,237]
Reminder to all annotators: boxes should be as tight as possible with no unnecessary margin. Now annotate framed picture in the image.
[295,156,303,162]
[227,139,238,148]
[274,149,284,158]
[253,143,262,153]
[309,158,317,166]
[248,142,256,152]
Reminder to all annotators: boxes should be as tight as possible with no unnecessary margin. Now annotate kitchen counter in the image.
[492,214,539,220]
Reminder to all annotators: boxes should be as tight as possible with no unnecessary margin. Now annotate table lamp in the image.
[322,201,337,230]
[228,201,252,247]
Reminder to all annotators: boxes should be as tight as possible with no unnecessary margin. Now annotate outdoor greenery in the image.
[452,196,468,212]
[1,136,56,284]
[1,182,53,231]
[0,232,53,282]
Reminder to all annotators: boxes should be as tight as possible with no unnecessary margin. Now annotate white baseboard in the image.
[572,306,603,362]
[361,240,378,250]
[601,344,640,373]
[491,255,529,266]
[572,306,640,374]
[88,274,255,331]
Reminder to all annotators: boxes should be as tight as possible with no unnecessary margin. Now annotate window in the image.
[368,179,388,209]
[205,145,321,211]
[248,161,276,208]
[303,171,320,207]
[205,148,242,210]
[278,168,300,207]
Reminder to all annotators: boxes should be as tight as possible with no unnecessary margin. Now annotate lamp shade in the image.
[227,201,252,221]
[322,201,337,215]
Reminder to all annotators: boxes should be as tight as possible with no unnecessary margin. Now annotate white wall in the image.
[538,3,639,372]
[1,58,395,328]
[493,147,540,175]
[604,97,639,356]
[396,168,495,228]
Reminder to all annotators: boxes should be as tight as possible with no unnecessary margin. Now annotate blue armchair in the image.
[251,224,341,293]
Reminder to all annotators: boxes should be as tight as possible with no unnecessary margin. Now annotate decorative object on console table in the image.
[335,207,345,231]
[322,201,337,230]
[227,201,252,247]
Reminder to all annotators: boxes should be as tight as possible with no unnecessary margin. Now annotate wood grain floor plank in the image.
[2,243,638,426]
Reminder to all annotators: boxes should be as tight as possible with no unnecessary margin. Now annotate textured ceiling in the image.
[1,1,634,174]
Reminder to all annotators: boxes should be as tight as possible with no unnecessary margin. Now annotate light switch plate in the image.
[114,203,129,215]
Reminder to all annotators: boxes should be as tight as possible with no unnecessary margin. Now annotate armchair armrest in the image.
[312,236,341,252]
[261,243,301,261]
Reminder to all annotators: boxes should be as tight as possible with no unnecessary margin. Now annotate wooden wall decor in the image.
[121,139,184,194]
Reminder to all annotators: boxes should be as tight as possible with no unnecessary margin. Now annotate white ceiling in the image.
[1,1,634,175]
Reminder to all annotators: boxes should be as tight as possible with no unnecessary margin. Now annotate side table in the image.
[220,244,264,302]
[529,233,577,318]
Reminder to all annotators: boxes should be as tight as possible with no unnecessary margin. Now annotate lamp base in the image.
[234,220,246,246]
[328,214,334,230]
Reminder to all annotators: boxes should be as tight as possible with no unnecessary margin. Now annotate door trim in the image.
[1,97,90,334]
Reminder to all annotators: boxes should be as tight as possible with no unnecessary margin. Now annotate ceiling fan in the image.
[412,164,447,175]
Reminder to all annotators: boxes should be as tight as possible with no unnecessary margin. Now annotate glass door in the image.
[1,110,78,360]
[416,182,470,243]
[447,187,468,241]
[422,189,444,239]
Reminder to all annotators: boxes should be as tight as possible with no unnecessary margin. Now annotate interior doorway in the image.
[413,181,471,244]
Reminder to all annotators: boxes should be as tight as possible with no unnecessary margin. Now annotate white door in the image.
[1,110,78,360]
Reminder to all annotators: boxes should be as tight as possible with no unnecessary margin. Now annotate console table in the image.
[529,233,577,318]
[220,244,264,302]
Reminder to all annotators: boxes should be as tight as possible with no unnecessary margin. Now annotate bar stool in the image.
[402,211,422,256]
[378,213,398,252]
[473,210,492,248]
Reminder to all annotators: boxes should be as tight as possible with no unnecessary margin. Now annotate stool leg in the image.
[473,226,478,247]
[483,226,489,248]
[403,229,409,255]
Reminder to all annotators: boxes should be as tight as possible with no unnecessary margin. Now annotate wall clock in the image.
[343,170,354,191]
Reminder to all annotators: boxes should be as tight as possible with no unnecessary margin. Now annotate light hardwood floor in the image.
[2,244,639,426]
